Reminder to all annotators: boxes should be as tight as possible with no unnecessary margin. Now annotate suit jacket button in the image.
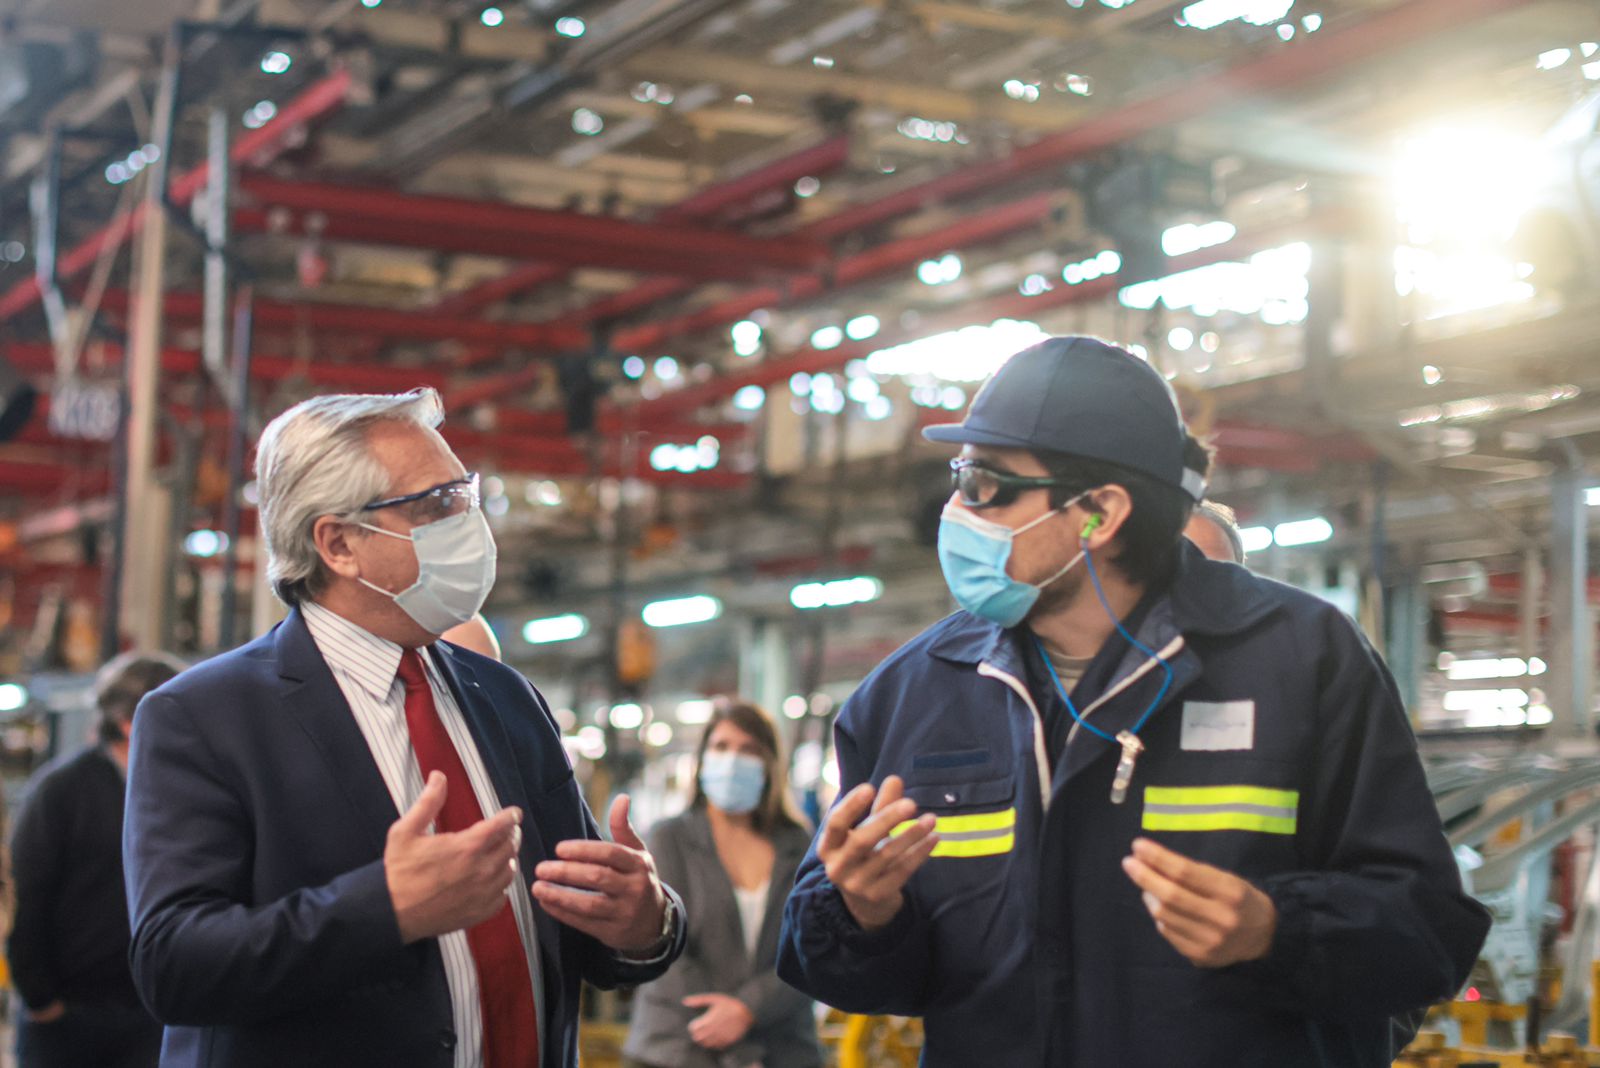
[438,1029,457,1050]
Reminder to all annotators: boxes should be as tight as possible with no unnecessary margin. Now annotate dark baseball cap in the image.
[923,335,1207,501]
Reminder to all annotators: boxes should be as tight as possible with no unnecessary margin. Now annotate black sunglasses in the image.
[949,458,1080,510]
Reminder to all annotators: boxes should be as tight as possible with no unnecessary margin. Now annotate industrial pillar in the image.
[120,39,179,650]
[1547,446,1592,739]
[738,618,792,726]
[1385,566,1427,716]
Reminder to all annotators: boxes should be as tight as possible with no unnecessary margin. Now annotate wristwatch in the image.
[624,898,680,960]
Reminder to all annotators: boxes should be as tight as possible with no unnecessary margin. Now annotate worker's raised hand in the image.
[819,776,938,932]
[385,771,522,944]
[1121,837,1276,968]
[682,993,754,1049]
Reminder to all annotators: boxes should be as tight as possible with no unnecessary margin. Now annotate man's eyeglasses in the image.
[949,458,1077,510]
[361,472,480,525]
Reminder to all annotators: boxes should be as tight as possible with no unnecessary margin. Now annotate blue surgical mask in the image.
[700,751,767,815]
[937,496,1086,628]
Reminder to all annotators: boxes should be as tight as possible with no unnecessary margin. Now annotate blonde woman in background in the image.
[625,699,821,1068]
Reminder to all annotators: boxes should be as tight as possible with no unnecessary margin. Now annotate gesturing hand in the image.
[682,993,754,1050]
[1121,837,1277,968]
[531,795,669,954]
[386,771,522,944]
[819,776,938,932]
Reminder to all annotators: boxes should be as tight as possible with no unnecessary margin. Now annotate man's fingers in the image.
[531,880,621,921]
[462,807,522,850]
[395,771,448,835]
[1131,838,1231,896]
[881,824,940,882]
[848,797,918,854]
[871,775,905,813]
[533,859,622,895]
[681,995,716,1009]
[1121,856,1223,928]
[820,784,877,854]
[853,815,935,879]
[609,794,646,851]
[553,838,645,872]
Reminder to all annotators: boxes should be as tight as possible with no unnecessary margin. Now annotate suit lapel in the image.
[275,610,399,854]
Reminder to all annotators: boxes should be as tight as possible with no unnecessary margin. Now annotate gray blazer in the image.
[623,808,821,1068]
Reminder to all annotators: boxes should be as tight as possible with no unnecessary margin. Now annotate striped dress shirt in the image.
[302,601,543,1068]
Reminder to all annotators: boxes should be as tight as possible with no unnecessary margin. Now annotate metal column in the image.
[1547,446,1592,739]
[120,37,179,650]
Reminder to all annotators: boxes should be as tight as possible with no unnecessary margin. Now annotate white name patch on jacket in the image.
[1180,700,1255,751]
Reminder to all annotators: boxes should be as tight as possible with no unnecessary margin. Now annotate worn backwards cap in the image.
[923,335,1207,501]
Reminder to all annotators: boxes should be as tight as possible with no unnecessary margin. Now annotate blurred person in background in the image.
[624,699,821,1068]
[441,614,502,661]
[1184,500,1245,564]
[8,651,185,1068]
[123,388,683,1068]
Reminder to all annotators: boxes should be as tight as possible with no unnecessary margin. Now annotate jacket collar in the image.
[926,539,1280,669]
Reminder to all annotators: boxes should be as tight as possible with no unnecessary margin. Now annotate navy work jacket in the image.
[778,543,1490,1067]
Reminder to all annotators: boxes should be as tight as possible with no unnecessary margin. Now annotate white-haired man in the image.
[123,389,684,1068]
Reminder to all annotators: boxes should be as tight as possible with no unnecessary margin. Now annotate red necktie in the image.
[397,648,539,1068]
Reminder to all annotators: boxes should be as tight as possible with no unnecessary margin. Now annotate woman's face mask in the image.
[700,750,767,815]
[936,492,1088,628]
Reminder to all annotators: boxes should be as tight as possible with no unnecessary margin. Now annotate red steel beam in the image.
[99,289,589,351]
[236,174,829,278]
[6,341,445,392]
[806,0,1533,241]
[436,134,853,321]
[0,68,353,325]
[525,0,1528,347]
[608,215,1328,428]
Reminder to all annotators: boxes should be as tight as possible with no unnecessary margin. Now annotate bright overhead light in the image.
[1585,486,1600,507]
[1446,657,1534,681]
[867,318,1048,383]
[622,355,646,379]
[1300,12,1322,31]
[1162,220,1237,257]
[782,695,808,719]
[360,0,381,7]
[555,16,585,37]
[0,683,28,712]
[731,319,763,356]
[260,51,292,75]
[1275,23,1294,40]
[608,702,645,730]
[1272,517,1333,547]
[864,395,893,421]
[184,530,229,557]
[1180,0,1293,31]
[572,107,604,136]
[811,325,844,350]
[790,576,883,610]
[645,721,674,747]
[845,314,880,341]
[522,614,588,644]
[676,699,715,725]
[242,100,277,129]
[642,595,722,628]
[794,175,822,198]
[1168,327,1194,351]
[916,252,962,286]
[654,356,679,380]
[1238,526,1273,554]
[1537,48,1572,70]
[1422,365,1443,386]
[733,385,766,411]
[480,6,505,27]
[574,725,606,759]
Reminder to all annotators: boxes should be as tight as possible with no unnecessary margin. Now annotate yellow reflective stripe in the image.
[931,833,1013,858]
[1142,811,1297,835]
[1143,785,1299,809]
[891,807,1015,837]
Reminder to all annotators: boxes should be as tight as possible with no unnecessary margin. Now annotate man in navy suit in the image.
[123,388,686,1068]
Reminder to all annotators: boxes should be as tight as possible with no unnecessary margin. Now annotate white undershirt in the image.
[733,881,770,960]
[302,601,543,1068]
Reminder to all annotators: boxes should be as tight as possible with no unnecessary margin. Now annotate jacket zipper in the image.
[977,661,1053,811]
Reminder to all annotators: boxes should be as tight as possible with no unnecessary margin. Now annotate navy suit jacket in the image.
[123,608,683,1068]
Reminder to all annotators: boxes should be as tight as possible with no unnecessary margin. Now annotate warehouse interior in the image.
[3,0,1600,1062]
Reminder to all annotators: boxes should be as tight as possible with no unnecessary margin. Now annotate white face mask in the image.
[358,509,497,635]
